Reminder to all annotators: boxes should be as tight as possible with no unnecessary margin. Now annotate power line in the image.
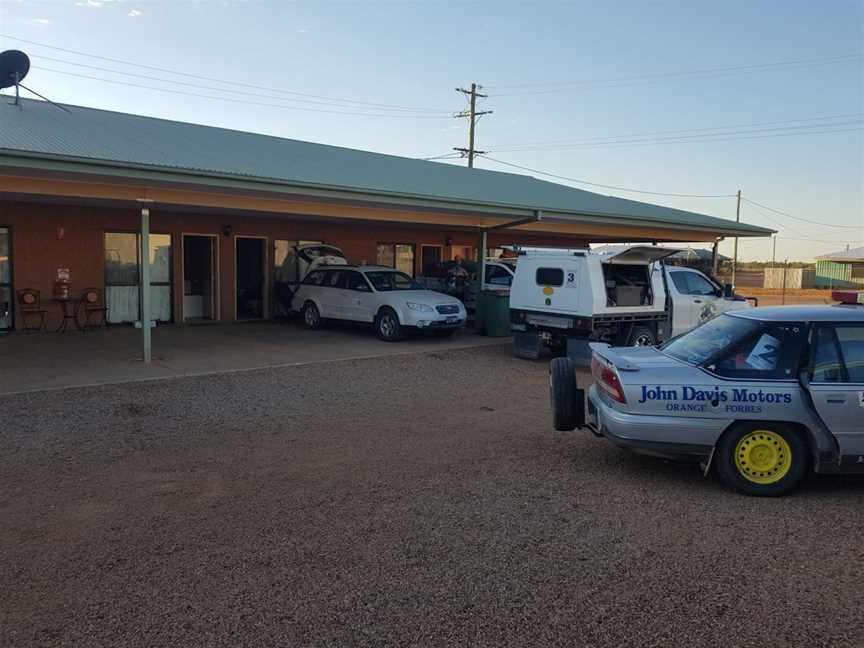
[475,156,862,232]
[25,66,452,119]
[487,123,863,152]
[740,201,810,238]
[476,155,736,198]
[742,197,863,230]
[486,53,862,96]
[421,153,462,161]
[0,34,452,113]
[488,52,862,89]
[488,112,864,148]
[28,54,452,114]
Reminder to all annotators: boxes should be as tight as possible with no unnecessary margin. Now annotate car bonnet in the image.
[389,290,461,305]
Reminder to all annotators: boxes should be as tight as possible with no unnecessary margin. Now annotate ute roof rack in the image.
[514,246,588,257]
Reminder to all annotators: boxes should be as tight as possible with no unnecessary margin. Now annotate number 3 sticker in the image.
[566,269,578,289]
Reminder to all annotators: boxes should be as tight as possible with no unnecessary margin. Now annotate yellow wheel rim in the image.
[734,430,792,485]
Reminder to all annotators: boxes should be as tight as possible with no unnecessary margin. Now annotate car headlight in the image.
[406,302,434,312]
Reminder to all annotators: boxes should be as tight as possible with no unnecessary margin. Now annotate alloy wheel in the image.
[304,304,319,328]
[379,313,395,338]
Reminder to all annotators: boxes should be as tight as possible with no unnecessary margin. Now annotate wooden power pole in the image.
[731,189,741,286]
[454,83,492,167]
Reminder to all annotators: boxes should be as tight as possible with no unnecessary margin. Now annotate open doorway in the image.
[183,234,217,321]
[421,244,443,276]
[236,236,266,320]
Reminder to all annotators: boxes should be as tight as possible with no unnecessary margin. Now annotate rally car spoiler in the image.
[588,343,641,371]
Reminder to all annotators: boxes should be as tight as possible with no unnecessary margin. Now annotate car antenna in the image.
[1,50,71,113]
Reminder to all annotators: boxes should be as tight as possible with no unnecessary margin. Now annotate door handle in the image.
[826,397,847,405]
[694,299,702,304]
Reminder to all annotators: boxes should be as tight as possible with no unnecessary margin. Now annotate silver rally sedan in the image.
[550,292,864,496]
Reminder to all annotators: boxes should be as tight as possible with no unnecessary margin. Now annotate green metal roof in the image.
[0,98,772,237]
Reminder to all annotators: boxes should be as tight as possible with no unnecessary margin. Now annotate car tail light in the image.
[591,355,627,404]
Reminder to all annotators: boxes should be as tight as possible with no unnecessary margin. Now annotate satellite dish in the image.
[1,49,69,112]
[0,50,30,90]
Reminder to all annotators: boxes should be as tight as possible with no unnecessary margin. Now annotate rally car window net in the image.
[710,323,804,380]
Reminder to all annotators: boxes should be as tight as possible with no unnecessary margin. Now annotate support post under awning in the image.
[139,207,152,363]
[711,239,719,277]
[478,210,543,287]
[480,230,488,289]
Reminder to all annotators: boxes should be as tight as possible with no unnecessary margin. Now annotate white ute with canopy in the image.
[509,246,753,359]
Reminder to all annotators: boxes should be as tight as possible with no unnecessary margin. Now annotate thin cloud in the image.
[32,18,51,25]
[128,9,142,17]
[75,0,120,7]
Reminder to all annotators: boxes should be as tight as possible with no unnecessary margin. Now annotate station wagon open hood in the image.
[603,246,682,265]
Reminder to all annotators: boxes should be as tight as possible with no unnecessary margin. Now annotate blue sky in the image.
[1,0,861,261]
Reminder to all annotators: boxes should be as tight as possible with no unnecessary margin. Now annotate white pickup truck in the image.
[509,246,754,359]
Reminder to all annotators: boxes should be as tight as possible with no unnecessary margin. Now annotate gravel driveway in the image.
[2,346,862,647]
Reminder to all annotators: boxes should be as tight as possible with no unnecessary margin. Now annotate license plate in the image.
[446,317,458,324]
[526,314,572,329]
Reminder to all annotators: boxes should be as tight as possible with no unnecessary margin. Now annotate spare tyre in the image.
[550,357,584,431]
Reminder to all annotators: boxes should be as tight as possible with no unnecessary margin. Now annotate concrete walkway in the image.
[0,322,509,395]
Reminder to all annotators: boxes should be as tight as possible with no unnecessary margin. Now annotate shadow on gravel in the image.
[559,438,864,498]
[801,472,864,497]
[554,438,717,488]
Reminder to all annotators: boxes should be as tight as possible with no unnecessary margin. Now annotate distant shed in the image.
[815,246,864,288]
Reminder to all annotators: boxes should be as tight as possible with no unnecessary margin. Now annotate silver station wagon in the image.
[550,291,864,496]
[291,265,467,342]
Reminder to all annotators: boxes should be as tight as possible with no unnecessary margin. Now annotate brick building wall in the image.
[0,201,586,329]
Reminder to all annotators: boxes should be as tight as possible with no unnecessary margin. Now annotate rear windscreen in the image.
[536,268,564,286]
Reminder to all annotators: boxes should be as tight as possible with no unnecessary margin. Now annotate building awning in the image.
[0,97,774,242]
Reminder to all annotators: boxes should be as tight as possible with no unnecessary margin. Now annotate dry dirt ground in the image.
[1,346,862,648]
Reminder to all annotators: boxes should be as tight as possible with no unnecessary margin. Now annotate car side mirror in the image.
[722,283,735,298]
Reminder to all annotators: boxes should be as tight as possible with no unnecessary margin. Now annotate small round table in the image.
[52,297,81,333]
